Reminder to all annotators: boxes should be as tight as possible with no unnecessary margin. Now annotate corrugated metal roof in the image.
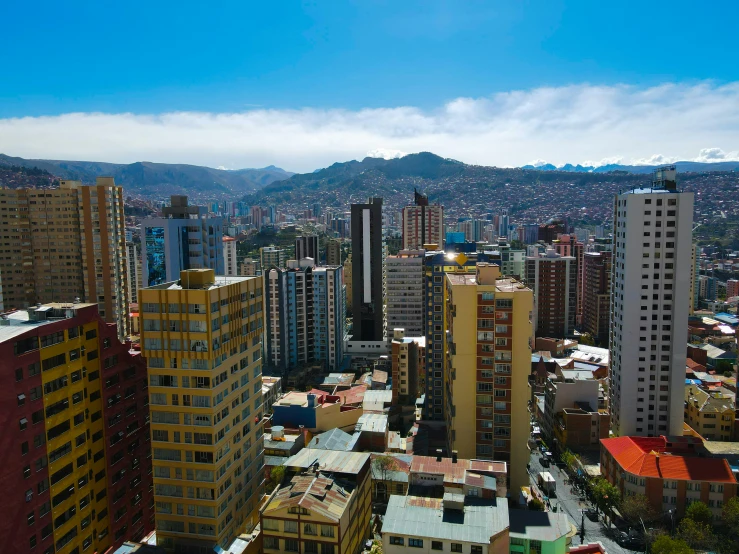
[382,495,509,543]
[286,448,370,476]
[264,475,352,522]
[508,510,571,542]
[309,428,354,451]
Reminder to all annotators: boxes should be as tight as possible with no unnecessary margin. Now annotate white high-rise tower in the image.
[610,167,693,437]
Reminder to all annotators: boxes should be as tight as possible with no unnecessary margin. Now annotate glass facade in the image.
[145,227,166,286]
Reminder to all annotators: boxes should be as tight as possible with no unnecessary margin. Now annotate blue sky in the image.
[1,0,738,170]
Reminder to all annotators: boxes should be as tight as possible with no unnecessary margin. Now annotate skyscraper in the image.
[402,190,444,249]
[0,302,154,553]
[260,246,287,270]
[582,251,612,345]
[525,247,577,338]
[610,167,693,437]
[351,198,385,342]
[141,196,224,287]
[127,241,141,304]
[295,235,319,261]
[326,238,342,266]
[0,178,130,338]
[223,236,238,276]
[445,263,533,492]
[140,269,265,552]
[386,250,425,337]
[689,244,699,314]
[552,234,585,320]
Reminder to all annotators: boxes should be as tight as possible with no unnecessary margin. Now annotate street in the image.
[528,451,635,554]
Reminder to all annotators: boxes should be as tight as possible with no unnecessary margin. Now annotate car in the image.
[540,457,550,468]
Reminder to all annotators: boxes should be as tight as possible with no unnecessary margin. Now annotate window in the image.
[409,539,423,548]
[285,539,299,552]
[471,547,482,554]
[432,541,443,551]
[451,544,462,553]
[284,520,298,533]
[264,537,279,550]
[320,525,334,538]
[390,537,404,546]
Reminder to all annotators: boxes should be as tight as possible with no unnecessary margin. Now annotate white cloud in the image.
[630,154,678,166]
[365,148,407,160]
[694,147,739,162]
[0,81,738,172]
[526,159,550,167]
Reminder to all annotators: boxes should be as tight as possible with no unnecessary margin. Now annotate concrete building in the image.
[262,376,283,414]
[240,258,261,276]
[265,260,345,372]
[272,391,363,432]
[326,239,342,266]
[351,198,385,342]
[601,435,737,519]
[690,244,699,314]
[684,385,735,441]
[263,449,371,554]
[295,235,319,262]
[727,279,739,299]
[0,302,154,554]
[343,254,353,313]
[391,329,424,405]
[127,241,142,304]
[525,247,577,338]
[140,269,264,552]
[445,264,533,492]
[402,190,444,250]
[542,375,600,442]
[261,245,287,271]
[552,234,585,318]
[223,236,238,276]
[581,251,612,345]
[0,179,131,338]
[141,195,224,287]
[386,250,425,337]
[610,168,694,437]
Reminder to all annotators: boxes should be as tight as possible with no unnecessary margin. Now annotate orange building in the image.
[601,436,737,519]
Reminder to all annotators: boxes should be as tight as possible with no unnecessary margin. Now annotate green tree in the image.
[685,501,714,526]
[267,465,286,493]
[372,455,398,483]
[528,498,545,511]
[591,478,620,517]
[722,496,739,537]
[650,534,693,554]
[677,517,715,551]
[620,494,659,528]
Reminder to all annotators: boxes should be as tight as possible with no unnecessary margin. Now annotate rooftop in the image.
[446,273,530,293]
[264,475,353,522]
[145,273,256,291]
[285,448,370,476]
[508,510,572,542]
[601,436,736,483]
[0,303,97,343]
[382,495,509,544]
[356,413,388,434]
[308,428,354,451]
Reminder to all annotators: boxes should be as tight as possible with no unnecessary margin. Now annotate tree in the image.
[590,478,620,517]
[685,501,714,527]
[267,465,286,493]
[722,496,739,537]
[677,518,715,551]
[528,498,545,511]
[620,494,659,528]
[372,455,398,483]
[650,535,693,554]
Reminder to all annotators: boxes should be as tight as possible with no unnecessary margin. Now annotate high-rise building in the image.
[0,179,130,338]
[525,248,577,338]
[250,206,263,230]
[265,260,345,372]
[127,241,141,304]
[260,246,287,270]
[689,244,699,314]
[498,210,510,239]
[141,196,224,287]
[343,254,353,313]
[582,251,612,345]
[223,236,238,276]
[538,219,566,243]
[140,269,265,552]
[386,250,425,337]
[326,238,342,266]
[402,190,444,250]
[445,263,533,492]
[239,259,261,276]
[350,198,385,342]
[390,328,424,405]
[0,302,154,554]
[552,234,585,318]
[727,279,739,299]
[295,235,319,262]
[610,167,693,437]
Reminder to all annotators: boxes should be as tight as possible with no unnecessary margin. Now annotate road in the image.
[528,451,636,554]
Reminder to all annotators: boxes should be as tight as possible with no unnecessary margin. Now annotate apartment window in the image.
[390,537,404,546]
[432,541,443,551]
[409,539,423,548]
[285,540,299,552]
[470,547,482,554]
[451,544,462,552]
[284,520,298,533]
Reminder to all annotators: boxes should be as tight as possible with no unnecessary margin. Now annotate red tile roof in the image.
[601,436,736,483]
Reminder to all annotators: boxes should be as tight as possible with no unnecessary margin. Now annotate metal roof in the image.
[309,428,354,451]
[508,510,571,542]
[264,475,353,522]
[286,448,370,476]
[382,495,509,544]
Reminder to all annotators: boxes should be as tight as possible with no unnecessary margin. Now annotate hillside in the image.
[521,160,739,173]
[0,154,293,199]
[244,152,739,226]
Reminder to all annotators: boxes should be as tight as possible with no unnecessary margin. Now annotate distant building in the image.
[272,391,363,432]
[223,236,238,275]
[386,250,425,337]
[263,376,283,414]
[538,219,566,243]
[542,374,602,443]
[552,234,585,317]
[343,254,353,312]
[351,198,385,342]
[690,244,699,314]
[582,251,612,345]
[402,190,444,249]
[326,238,342,265]
[684,385,735,441]
[391,329,424,405]
[127,241,142,304]
[141,195,224,288]
[240,258,261,276]
[295,235,319,261]
[525,247,577,338]
[727,279,739,299]
[601,435,737,519]
[261,245,287,270]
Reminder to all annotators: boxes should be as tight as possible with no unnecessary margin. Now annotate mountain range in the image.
[520,160,739,173]
[0,154,293,198]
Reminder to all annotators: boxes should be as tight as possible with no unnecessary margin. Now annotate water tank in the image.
[272,426,285,439]
[307,393,316,408]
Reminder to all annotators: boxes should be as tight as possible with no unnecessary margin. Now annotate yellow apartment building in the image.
[140,269,265,553]
[445,263,533,492]
[0,178,130,338]
[684,386,735,441]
